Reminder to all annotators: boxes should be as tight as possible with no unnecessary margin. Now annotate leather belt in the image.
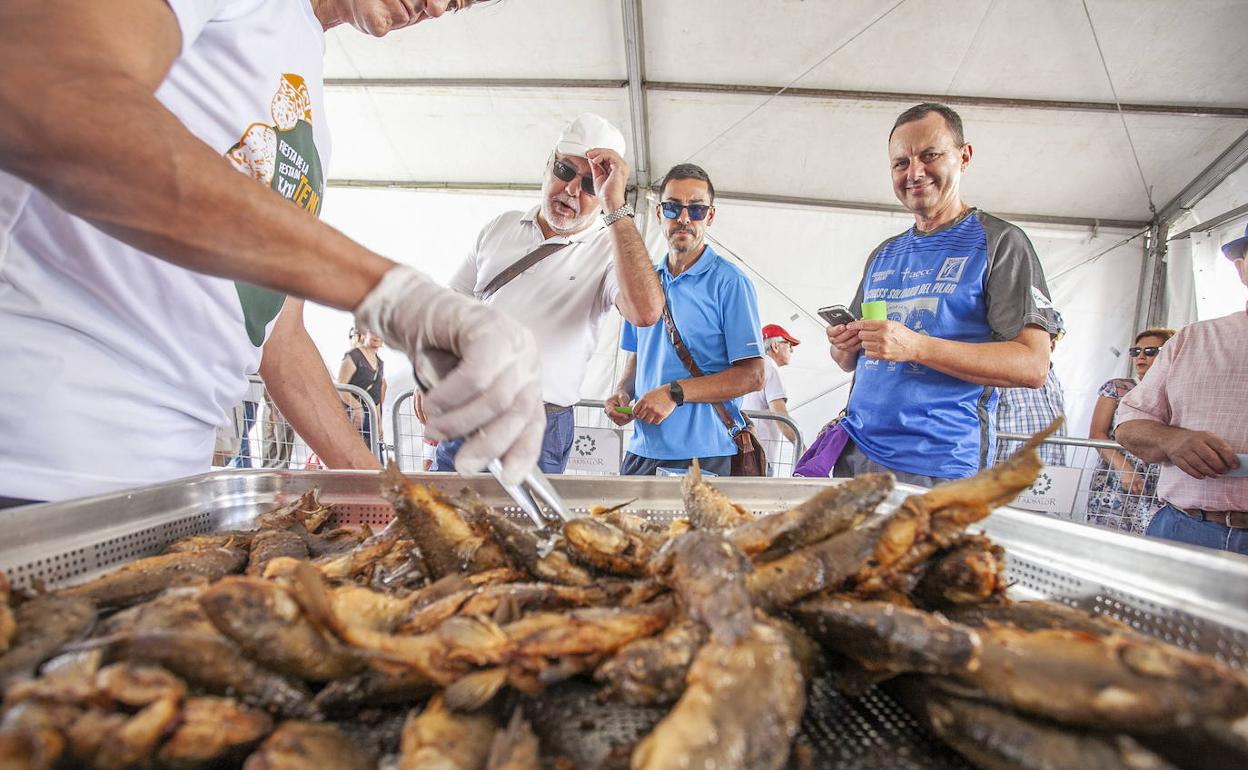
[1177,506,1248,529]
[544,403,573,415]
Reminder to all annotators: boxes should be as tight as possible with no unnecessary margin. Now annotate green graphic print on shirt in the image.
[225,73,324,347]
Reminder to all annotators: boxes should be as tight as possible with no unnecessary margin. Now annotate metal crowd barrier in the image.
[389,389,806,477]
[995,431,1163,535]
[213,376,381,469]
[222,382,1156,531]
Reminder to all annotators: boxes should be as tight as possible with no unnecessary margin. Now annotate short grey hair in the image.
[764,336,787,350]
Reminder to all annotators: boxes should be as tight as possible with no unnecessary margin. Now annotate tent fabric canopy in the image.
[311,0,1248,455]
[324,0,1248,224]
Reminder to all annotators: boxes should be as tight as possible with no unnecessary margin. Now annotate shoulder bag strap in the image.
[478,241,569,301]
[659,301,741,436]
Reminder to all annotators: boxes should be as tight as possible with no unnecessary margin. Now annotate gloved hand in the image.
[355,266,543,481]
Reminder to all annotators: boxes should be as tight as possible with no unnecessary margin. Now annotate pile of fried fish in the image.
[2,424,1247,770]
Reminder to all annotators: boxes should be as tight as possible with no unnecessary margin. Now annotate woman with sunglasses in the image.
[1085,327,1176,532]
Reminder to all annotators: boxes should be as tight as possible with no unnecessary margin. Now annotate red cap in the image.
[762,323,800,346]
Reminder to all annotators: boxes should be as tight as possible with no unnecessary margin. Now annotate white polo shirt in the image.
[741,356,787,447]
[448,207,620,407]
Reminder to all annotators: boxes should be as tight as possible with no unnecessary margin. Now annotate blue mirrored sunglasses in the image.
[659,201,712,221]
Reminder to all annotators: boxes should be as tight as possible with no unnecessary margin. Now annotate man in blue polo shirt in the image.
[605,164,764,476]
[826,103,1059,486]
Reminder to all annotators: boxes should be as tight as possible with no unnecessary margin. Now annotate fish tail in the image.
[286,561,346,637]
[442,666,508,711]
[440,616,509,663]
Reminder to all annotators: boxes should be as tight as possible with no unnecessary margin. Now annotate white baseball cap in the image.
[554,113,626,158]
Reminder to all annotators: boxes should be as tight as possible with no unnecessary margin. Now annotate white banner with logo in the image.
[1012,465,1082,516]
[565,427,622,475]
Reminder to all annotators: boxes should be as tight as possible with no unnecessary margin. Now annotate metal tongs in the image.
[412,346,575,538]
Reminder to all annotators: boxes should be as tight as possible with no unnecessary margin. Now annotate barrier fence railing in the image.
[994,431,1162,535]
[222,384,1159,533]
[213,377,382,470]
[390,389,807,477]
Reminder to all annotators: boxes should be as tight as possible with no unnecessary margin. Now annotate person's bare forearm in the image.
[679,359,765,403]
[615,353,638,398]
[1114,420,1182,465]
[1096,446,1136,473]
[610,221,663,326]
[830,345,859,372]
[0,3,392,311]
[261,302,382,470]
[767,401,798,444]
[915,335,1048,388]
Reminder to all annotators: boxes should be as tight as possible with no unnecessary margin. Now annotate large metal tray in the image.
[3,470,1247,768]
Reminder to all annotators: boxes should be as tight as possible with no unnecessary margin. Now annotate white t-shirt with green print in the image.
[0,0,330,500]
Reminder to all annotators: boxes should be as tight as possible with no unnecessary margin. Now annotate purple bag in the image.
[793,421,850,478]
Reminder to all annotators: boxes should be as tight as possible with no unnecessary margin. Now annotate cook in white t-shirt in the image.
[0,0,544,504]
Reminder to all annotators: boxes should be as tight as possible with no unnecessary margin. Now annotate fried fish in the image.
[398,695,497,770]
[728,473,892,560]
[631,622,805,770]
[0,594,96,689]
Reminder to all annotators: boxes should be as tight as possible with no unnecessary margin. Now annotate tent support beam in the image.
[621,0,651,201]
[709,190,1148,230]
[324,78,1248,119]
[324,78,626,89]
[326,179,1148,230]
[1155,128,1248,224]
[647,82,1248,119]
[1134,128,1248,327]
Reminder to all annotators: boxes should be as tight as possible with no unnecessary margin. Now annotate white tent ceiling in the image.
[308,0,1248,452]
[324,0,1248,225]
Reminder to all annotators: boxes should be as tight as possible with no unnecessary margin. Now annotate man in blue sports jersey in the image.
[826,103,1060,486]
[604,164,765,476]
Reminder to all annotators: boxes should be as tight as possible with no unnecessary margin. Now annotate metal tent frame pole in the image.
[1133,128,1248,328]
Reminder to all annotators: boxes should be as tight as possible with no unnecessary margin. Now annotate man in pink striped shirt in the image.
[1116,225,1248,554]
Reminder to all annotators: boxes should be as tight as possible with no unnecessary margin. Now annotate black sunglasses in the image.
[1128,346,1161,357]
[659,201,712,221]
[552,159,594,196]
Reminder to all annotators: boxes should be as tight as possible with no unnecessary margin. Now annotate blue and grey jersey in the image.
[843,209,1059,479]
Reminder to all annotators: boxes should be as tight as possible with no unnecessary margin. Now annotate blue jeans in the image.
[1145,503,1248,556]
[432,408,575,475]
[621,452,733,477]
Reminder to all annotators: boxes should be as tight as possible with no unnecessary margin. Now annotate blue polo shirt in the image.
[621,245,763,460]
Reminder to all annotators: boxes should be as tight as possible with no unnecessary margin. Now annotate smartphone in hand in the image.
[817,304,857,327]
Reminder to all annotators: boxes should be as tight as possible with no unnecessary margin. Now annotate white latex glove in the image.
[355,266,543,481]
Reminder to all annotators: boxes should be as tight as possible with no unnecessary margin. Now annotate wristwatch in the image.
[668,381,685,407]
[602,203,635,227]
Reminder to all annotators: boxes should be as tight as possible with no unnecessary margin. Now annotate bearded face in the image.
[539,154,598,235]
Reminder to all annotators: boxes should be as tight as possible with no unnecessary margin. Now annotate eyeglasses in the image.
[659,201,712,221]
[1128,346,1161,357]
[552,159,594,196]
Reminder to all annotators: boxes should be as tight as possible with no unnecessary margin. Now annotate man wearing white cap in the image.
[423,114,663,474]
[1115,225,1248,553]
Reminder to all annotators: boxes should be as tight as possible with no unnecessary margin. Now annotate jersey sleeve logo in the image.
[936,256,969,283]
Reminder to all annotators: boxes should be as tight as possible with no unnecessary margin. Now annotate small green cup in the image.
[861,301,888,321]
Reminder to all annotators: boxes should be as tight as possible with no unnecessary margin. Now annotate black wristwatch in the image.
[668,381,685,407]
